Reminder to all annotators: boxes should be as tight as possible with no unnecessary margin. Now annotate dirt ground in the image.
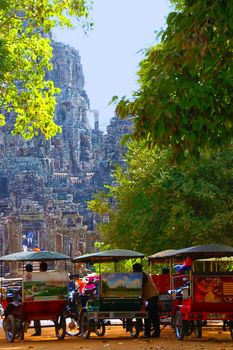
[0,322,233,350]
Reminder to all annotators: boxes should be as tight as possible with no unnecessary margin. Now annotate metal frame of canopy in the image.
[148,244,233,263]
[72,249,145,273]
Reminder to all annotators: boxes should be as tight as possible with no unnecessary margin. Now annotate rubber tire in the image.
[17,321,24,340]
[129,320,140,338]
[55,315,66,340]
[20,329,24,340]
[174,311,185,341]
[95,320,106,336]
[65,316,81,336]
[3,315,17,343]
[193,320,202,338]
[80,311,91,339]
[183,320,192,336]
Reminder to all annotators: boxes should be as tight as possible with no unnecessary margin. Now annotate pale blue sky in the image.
[54,1,171,131]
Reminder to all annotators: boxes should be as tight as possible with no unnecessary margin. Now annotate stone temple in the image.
[0,40,132,270]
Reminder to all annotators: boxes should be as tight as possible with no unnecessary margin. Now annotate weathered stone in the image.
[0,40,132,271]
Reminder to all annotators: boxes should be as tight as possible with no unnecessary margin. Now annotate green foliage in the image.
[88,192,111,217]
[93,258,148,274]
[116,0,233,160]
[0,0,91,139]
[89,141,233,255]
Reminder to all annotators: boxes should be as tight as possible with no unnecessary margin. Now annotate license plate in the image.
[208,313,226,319]
[160,317,172,323]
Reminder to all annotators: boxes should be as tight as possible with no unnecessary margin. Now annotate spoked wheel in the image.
[129,320,141,338]
[19,328,24,340]
[80,310,91,339]
[95,320,106,336]
[183,320,192,336]
[16,320,24,340]
[3,315,17,343]
[229,320,233,339]
[65,316,81,336]
[55,314,66,340]
[193,320,202,338]
[174,311,184,341]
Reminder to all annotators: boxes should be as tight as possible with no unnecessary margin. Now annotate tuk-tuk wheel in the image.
[3,315,17,343]
[94,320,106,336]
[65,316,81,336]
[229,320,233,339]
[55,315,66,340]
[193,320,202,338]
[174,311,184,341]
[129,320,141,338]
[16,321,25,340]
[80,310,91,339]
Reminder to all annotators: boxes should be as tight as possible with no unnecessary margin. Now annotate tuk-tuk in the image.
[72,249,148,339]
[0,250,70,342]
[148,244,233,340]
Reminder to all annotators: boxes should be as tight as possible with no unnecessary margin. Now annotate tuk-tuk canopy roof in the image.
[148,249,177,263]
[148,244,233,262]
[0,251,71,261]
[72,249,145,263]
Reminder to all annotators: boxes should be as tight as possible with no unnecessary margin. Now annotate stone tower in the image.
[0,40,132,271]
[0,41,94,262]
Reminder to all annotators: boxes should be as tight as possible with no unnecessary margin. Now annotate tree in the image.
[0,0,91,139]
[89,142,233,255]
[116,0,233,161]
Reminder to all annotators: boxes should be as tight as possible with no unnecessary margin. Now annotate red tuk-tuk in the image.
[0,250,70,342]
[148,244,233,340]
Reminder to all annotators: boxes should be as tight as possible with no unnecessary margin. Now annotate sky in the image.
[54,0,171,132]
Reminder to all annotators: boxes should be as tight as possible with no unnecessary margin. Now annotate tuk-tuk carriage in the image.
[148,244,233,340]
[0,277,22,314]
[0,250,70,342]
[72,249,148,339]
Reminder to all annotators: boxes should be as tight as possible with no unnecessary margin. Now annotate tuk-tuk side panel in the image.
[189,275,233,313]
[23,300,66,321]
[101,272,142,298]
[87,272,144,312]
[193,275,233,302]
[23,271,68,302]
[99,297,143,312]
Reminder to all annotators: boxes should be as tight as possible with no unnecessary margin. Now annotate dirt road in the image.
[0,323,233,350]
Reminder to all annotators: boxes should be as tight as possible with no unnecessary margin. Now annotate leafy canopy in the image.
[0,0,91,139]
[116,0,233,161]
[89,141,233,255]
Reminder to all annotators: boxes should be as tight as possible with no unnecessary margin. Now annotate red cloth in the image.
[152,274,170,294]
[183,257,192,267]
